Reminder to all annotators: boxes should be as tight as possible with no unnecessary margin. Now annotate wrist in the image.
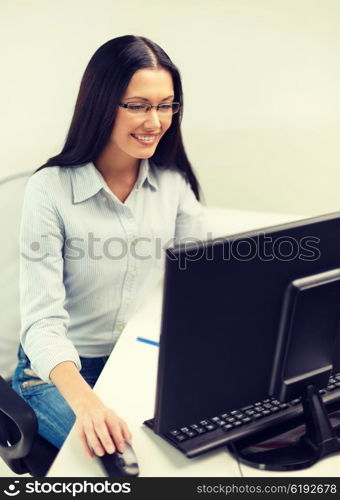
[72,388,103,415]
[49,361,100,414]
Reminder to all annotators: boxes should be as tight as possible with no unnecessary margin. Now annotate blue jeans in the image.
[11,345,108,449]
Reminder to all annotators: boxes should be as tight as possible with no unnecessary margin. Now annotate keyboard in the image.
[144,374,340,458]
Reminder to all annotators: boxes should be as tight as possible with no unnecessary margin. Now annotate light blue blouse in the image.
[19,159,207,382]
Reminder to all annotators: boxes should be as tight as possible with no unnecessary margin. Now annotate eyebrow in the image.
[125,95,175,102]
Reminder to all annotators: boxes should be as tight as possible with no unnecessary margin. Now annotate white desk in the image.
[48,208,340,477]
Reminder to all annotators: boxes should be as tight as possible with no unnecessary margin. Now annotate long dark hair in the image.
[37,35,202,200]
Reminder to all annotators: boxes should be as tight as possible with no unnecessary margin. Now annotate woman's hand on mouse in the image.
[49,361,131,458]
[74,390,132,458]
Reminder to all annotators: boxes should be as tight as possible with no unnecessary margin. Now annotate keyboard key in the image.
[190,424,199,430]
[252,413,263,420]
[174,434,187,442]
[180,427,190,433]
[234,413,245,420]
[327,384,337,391]
[271,400,281,406]
[222,424,233,432]
[255,406,264,412]
[220,413,229,419]
[270,406,280,412]
[233,420,243,427]
[290,398,301,406]
[261,410,271,416]
[225,417,236,424]
[169,430,180,436]
[329,377,336,384]
[335,374,340,381]
[200,420,209,426]
[205,424,216,431]
[263,403,273,409]
[195,427,206,434]
[210,416,221,422]
[242,417,252,424]
[215,420,226,427]
[184,430,197,438]
[336,381,340,387]
[279,403,289,409]
[245,409,255,416]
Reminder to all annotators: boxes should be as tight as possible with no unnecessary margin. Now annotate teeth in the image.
[133,134,156,142]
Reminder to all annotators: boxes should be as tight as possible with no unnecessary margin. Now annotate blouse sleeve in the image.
[19,173,81,383]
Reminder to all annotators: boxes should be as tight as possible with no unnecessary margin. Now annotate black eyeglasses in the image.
[118,102,181,115]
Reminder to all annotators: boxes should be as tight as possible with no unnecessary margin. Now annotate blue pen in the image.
[136,336,159,347]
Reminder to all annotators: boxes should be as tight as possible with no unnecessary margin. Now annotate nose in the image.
[143,108,161,130]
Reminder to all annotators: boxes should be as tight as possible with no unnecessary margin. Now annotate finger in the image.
[120,419,132,442]
[77,427,94,459]
[94,420,116,454]
[106,418,126,453]
[83,421,105,457]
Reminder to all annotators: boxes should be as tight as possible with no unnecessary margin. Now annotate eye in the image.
[128,103,147,111]
[158,103,173,111]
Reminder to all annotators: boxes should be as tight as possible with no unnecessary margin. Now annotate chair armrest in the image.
[0,376,38,460]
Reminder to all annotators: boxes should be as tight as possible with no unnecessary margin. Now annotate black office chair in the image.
[0,375,58,476]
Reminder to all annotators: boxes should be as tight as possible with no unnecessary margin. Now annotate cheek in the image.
[111,117,140,143]
[162,116,173,133]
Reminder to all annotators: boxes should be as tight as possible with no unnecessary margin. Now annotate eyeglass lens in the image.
[125,103,180,114]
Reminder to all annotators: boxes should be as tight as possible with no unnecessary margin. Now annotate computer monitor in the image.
[145,211,340,470]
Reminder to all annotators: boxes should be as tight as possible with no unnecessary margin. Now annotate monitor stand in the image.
[227,386,340,471]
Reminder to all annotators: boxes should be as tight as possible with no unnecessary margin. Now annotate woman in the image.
[12,35,206,460]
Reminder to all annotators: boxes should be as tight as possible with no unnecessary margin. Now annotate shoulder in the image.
[24,167,73,203]
[26,166,69,191]
[23,167,74,218]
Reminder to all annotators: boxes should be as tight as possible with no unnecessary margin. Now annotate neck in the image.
[94,145,139,183]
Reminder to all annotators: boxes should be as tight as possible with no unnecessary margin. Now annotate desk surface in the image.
[48,209,340,477]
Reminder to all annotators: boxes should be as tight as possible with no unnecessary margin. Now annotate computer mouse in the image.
[97,441,139,477]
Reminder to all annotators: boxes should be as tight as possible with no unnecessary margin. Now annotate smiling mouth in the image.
[131,133,158,144]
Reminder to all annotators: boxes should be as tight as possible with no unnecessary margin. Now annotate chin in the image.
[136,149,158,159]
[140,152,156,159]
